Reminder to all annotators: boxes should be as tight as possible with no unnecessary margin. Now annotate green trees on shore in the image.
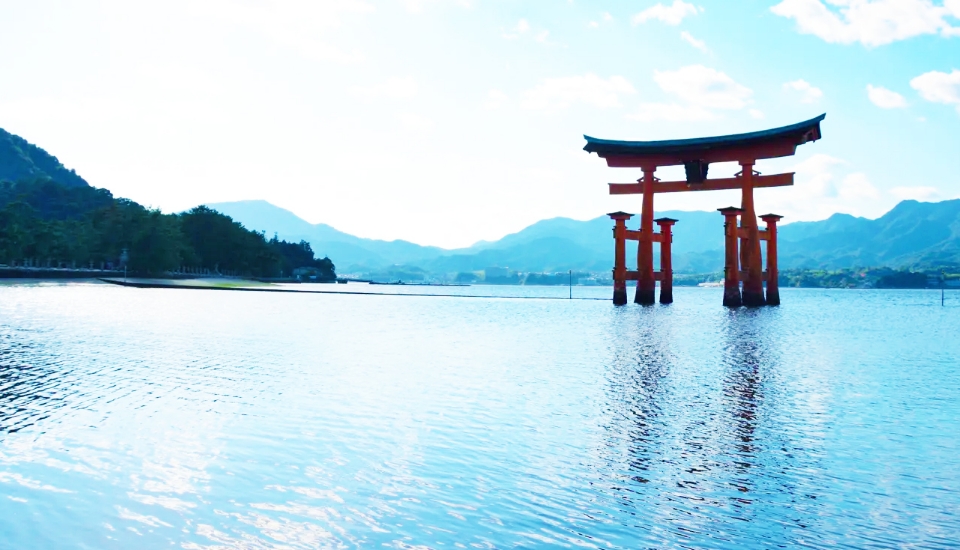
[0,178,336,280]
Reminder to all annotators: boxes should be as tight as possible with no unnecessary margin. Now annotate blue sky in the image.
[0,0,958,247]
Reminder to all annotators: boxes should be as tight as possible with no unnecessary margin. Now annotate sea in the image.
[0,281,958,549]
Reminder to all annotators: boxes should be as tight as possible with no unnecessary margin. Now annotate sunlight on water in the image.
[0,282,958,548]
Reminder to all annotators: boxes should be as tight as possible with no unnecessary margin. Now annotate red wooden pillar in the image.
[761,214,783,306]
[635,167,657,305]
[719,207,743,307]
[739,162,766,306]
[608,212,633,305]
[655,217,677,304]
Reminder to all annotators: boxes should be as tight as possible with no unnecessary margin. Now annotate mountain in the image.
[778,199,960,268]
[0,128,89,188]
[2,125,956,277]
[206,200,448,269]
[207,198,960,276]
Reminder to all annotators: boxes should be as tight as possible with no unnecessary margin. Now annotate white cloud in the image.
[910,69,960,113]
[628,65,752,121]
[654,65,752,109]
[400,0,473,12]
[354,76,418,99]
[628,103,714,121]
[838,172,880,200]
[502,19,530,39]
[759,154,888,220]
[890,186,941,200]
[749,109,765,119]
[866,84,908,108]
[632,1,699,25]
[589,12,614,28]
[484,89,508,110]
[536,30,551,43]
[770,0,960,47]
[188,0,373,63]
[396,112,433,130]
[783,79,824,103]
[522,74,636,111]
[680,31,710,53]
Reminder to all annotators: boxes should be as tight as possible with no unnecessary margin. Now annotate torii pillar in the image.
[761,214,783,306]
[635,167,657,305]
[608,211,633,305]
[739,163,765,307]
[719,207,743,307]
[655,217,677,304]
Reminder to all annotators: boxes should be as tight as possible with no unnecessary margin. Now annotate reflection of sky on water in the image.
[0,282,958,548]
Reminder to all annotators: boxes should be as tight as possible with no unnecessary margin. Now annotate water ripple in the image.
[0,283,958,548]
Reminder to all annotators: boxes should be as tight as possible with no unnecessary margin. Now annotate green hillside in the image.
[0,129,89,188]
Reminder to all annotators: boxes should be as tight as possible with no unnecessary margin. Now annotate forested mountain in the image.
[0,129,89,188]
[777,199,960,268]
[0,180,335,279]
[211,199,960,275]
[0,127,336,278]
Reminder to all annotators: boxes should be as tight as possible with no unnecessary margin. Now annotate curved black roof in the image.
[584,114,825,157]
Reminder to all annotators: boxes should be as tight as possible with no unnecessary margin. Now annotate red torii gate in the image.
[584,114,825,307]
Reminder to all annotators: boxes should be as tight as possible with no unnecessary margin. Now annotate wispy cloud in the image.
[522,74,636,111]
[354,76,418,99]
[502,18,530,39]
[484,89,508,110]
[632,1,700,25]
[770,0,960,47]
[783,79,824,104]
[867,84,908,108]
[910,69,960,113]
[629,65,752,121]
[187,0,374,63]
[680,31,710,53]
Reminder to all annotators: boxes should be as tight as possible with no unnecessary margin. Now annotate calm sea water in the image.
[0,281,958,549]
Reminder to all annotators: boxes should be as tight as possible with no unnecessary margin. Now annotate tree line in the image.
[0,178,336,280]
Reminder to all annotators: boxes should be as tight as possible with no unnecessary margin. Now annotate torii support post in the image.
[608,211,633,305]
[635,167,657,305]
[719,207,743,307]
[655,217,677,304]
[761,214,783,306]
[739,163,766,307]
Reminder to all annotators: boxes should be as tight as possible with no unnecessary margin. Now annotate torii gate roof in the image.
[584,114,825,167]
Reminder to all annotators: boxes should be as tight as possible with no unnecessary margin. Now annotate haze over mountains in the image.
[207,199,960,276]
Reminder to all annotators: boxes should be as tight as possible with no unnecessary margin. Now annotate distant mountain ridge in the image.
[0,128,89,188]
[206,199,960,275]
[1,126,954,276]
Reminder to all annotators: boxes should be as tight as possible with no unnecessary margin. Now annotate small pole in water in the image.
[569,269,572,299]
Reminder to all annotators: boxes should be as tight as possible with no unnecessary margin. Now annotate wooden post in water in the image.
[608,212,633,305]
[719,207,743,307]
[761,214,783,306]
[635,167,657,305]
[655,217,677,304]
[739,163,766,307]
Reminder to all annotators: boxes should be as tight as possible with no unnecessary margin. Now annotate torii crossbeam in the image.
[584,114,825,307]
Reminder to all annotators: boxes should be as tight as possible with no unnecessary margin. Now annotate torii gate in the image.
[584,114,825,307]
